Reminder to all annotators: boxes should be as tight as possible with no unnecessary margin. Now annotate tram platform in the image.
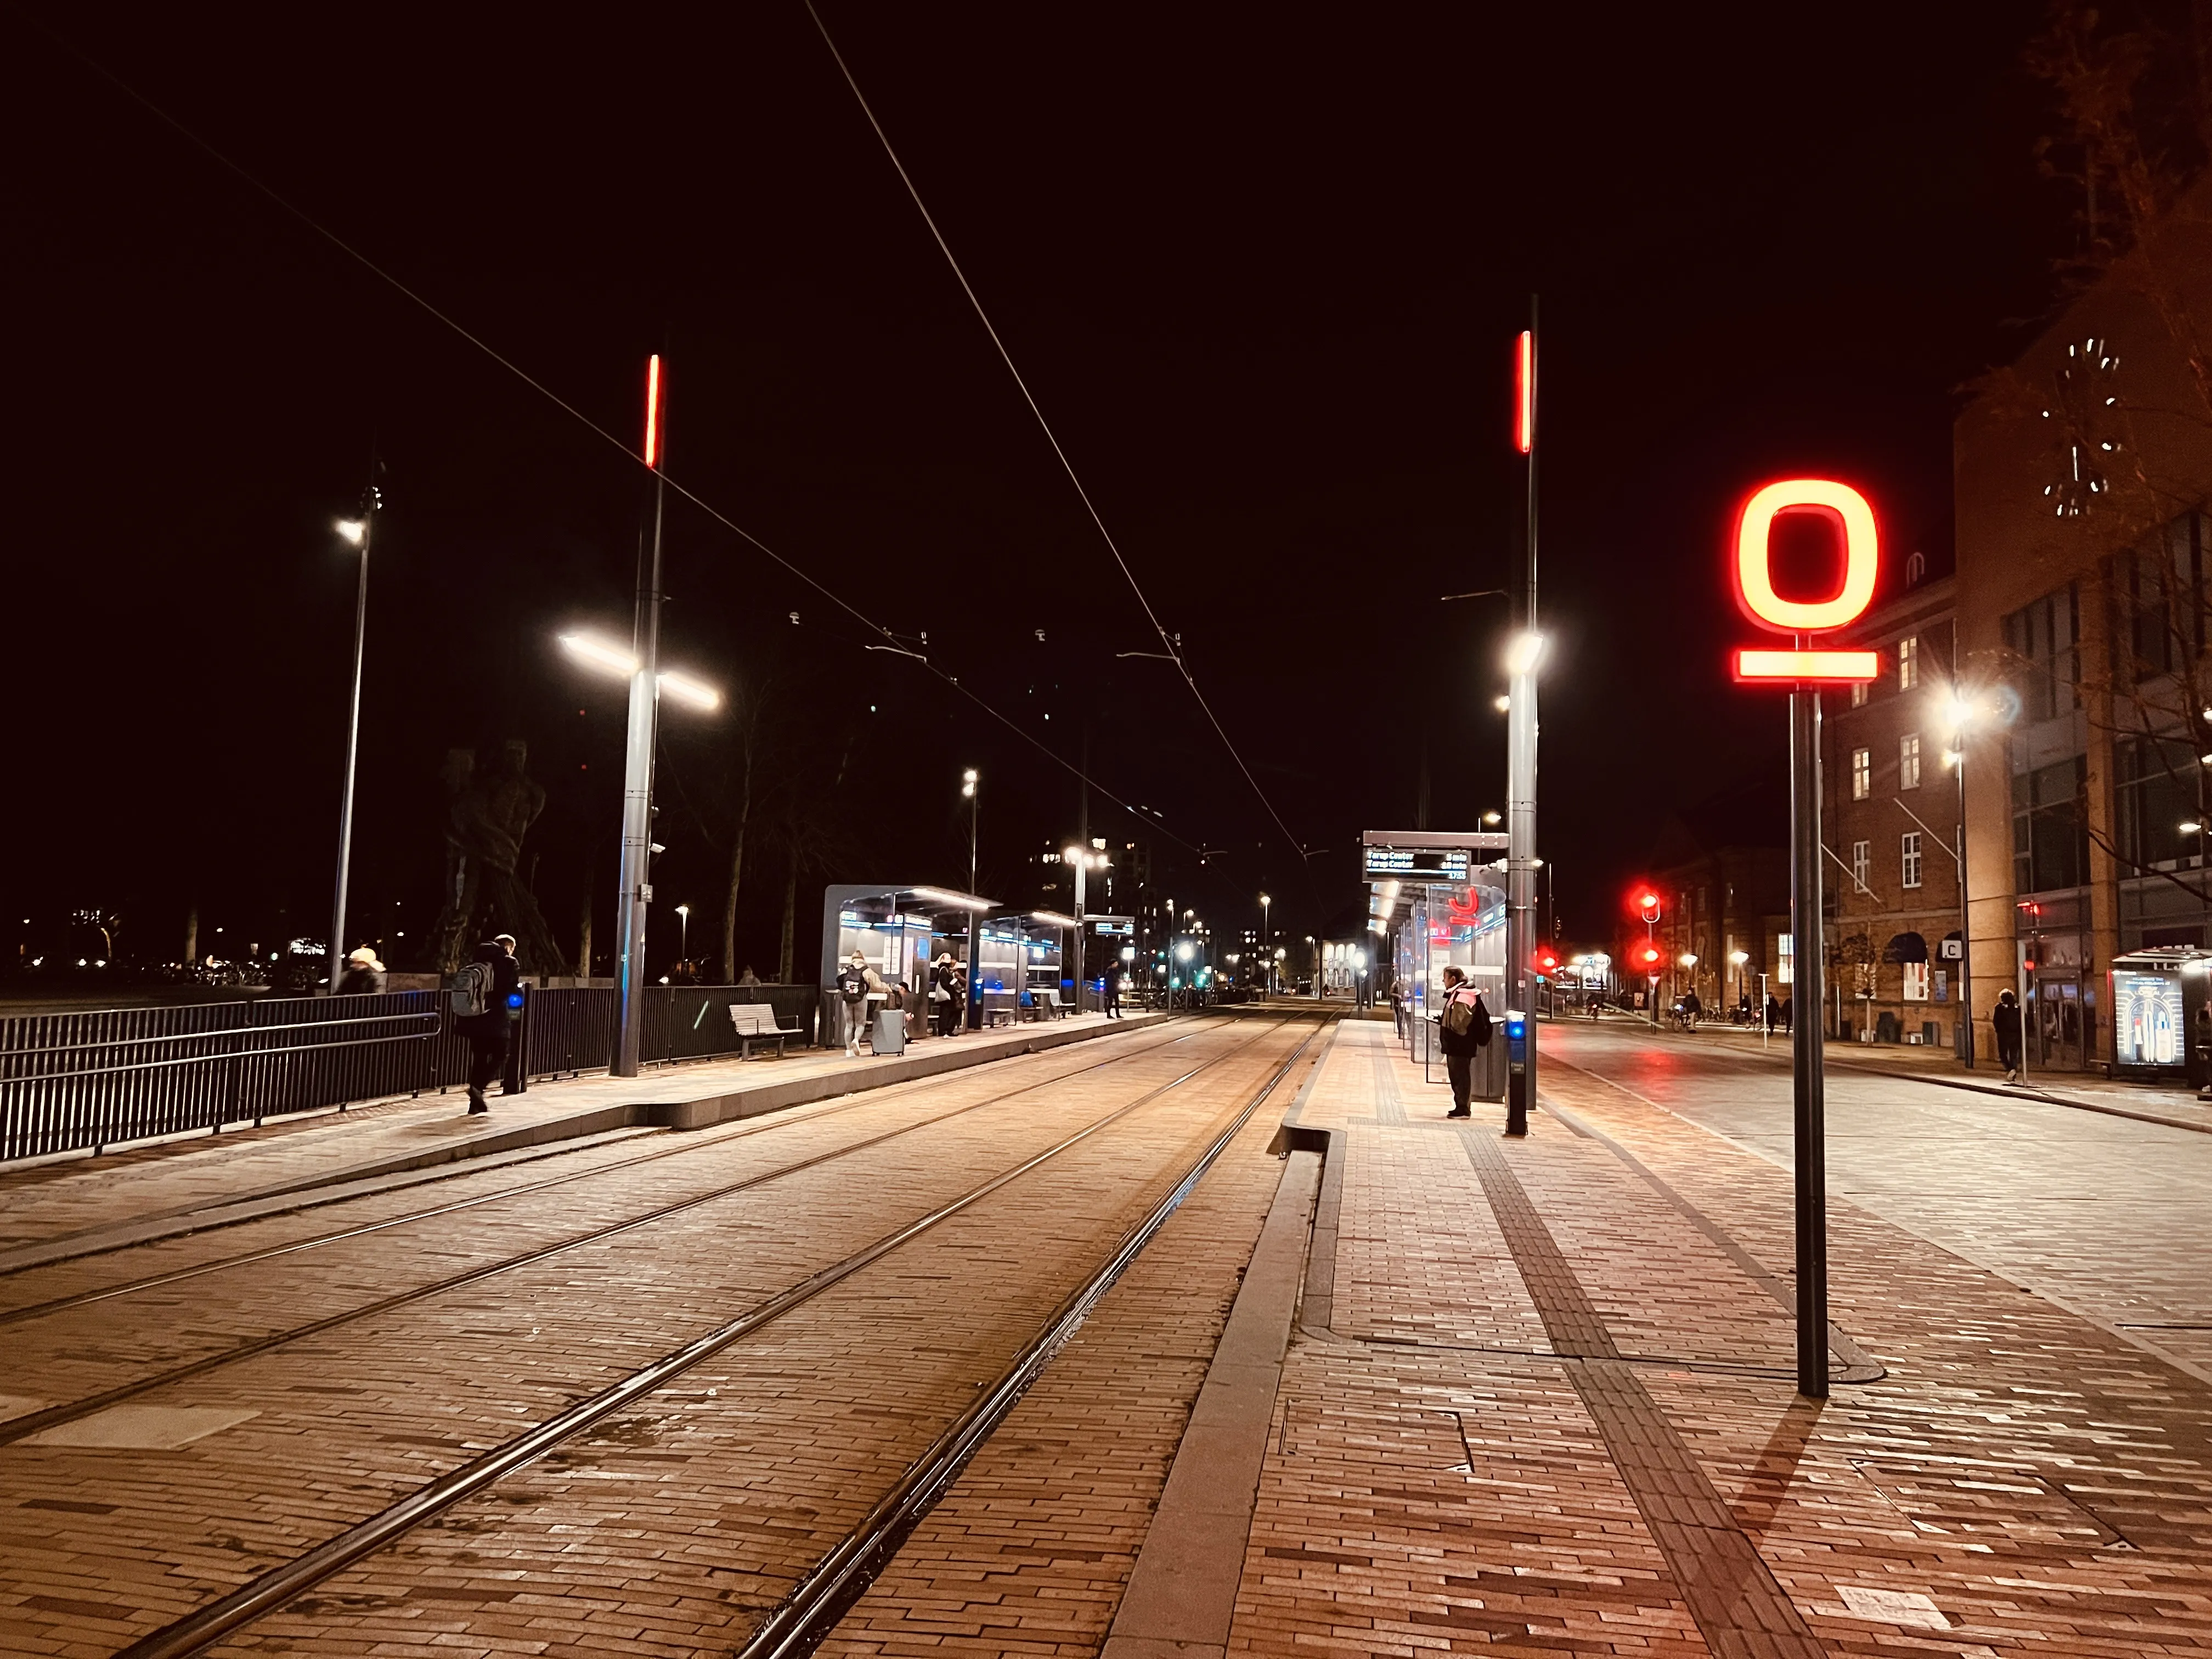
[8,1014,2212,1656]
[0,1010,1165,1272]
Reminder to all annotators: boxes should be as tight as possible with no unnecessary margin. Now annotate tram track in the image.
[0,1022,1228,1447]
[97,1018,1317,1659]
[0,1020,1205,1324]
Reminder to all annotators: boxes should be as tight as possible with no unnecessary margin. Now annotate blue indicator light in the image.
[507,991,526,1010]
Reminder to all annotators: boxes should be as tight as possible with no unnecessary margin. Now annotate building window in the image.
[2115,736,2201,870]
[1902,961,1930,1002]
[1852,840,1870,891]
[1898,636,1918,690]
[2001,585,2081,722]
[2119,510,2204,684]
[1852,748,1871,800]
[1776,933,1793,985]
[1851,679,1869,708]
[1900,733,1921,790]
[2013,756,2090,894]
[1902,832,1923,889]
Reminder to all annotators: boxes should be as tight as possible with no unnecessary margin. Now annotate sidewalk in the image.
[1220,1019,2212,1657]
[1641,1012,2212,1136]
[0,1011,1164,1268]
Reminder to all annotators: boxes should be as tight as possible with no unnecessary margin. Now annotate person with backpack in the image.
[449,940,515,1115]
[837,950,883,1056]
[1435,963,1492,1120]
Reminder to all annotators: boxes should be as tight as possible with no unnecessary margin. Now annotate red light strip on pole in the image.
[643,354,664,471]
[1514,331,1534,455]
[1734,648,1878,682]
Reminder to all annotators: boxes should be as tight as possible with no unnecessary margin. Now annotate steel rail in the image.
[0,1019,1199,1290]
[110,1018,1297,1659]
[3,1032,1231,1446]
[735,1022,1322,1659]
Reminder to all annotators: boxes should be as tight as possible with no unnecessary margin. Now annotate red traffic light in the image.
[1637,944,1662,967]
[1534,949,1559,974]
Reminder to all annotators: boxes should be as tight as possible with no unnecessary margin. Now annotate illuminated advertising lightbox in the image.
[2113,971,2185,1067]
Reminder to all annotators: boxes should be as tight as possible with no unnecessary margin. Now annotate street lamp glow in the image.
[1176,941,1195,962]
[2184,822,2204,836]
[1505,631,1547,676]
[1493,694,1511,713]
[657,670,721,712]
[560,631,640,677]
[1729,950,1749,966]
[1680,952,1699,968]
[335,518,366,547]
[560,633,720,710]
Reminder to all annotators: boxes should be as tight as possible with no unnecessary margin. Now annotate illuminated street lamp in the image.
[324,500,376,994]
[1259,892,1272,994]
[1063,842,1110,1010]
[675,903,691,967]
[960,768,980,1030]
[1938,691,1985,1066]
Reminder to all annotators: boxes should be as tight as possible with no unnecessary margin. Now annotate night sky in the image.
[7,3,2072,977]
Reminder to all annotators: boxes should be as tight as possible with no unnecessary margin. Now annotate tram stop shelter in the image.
[2109,945,2212,1084]
[819,884,996,1048]
[1364,829,1510,1102]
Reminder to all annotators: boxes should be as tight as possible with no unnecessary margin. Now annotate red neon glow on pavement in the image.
[644,354,663,470]
[1515,331,1534,455]
[1734,648,1880,681]
[1734,478,1877,632]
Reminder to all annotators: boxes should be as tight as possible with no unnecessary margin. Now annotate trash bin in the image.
[872,1006,907,1057]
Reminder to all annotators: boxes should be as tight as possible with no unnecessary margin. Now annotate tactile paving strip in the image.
[1458,1126,1828,1659]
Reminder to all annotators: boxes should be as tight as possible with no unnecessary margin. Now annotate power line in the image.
[802,0,1316,866]
[18,7,1205,859]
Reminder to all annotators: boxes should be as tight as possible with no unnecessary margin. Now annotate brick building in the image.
[1954,187,2212,1070]
[1821,573,1967,1050]
[1630,784,1790,1019]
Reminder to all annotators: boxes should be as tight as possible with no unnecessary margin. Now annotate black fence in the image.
[0,983,823,1164]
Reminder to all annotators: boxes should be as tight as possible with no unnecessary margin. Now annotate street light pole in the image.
[1260,893,1272,995]
[325,490,376,992]
[613,354,669,1078]
[962,769,979,1031]
[1504,306,1541,1138]
[1789,676,1830,1398]
[676,903,691,969]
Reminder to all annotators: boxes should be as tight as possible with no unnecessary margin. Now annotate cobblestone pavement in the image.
[0,1016,1305,1657]
[1235,1019,2212,1659]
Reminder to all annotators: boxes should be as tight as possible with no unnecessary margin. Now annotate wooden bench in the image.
[727,1002,802,1059]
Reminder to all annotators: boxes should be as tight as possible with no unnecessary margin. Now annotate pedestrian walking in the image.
[1388,975,1406,1038]
[335,947,385,995]
[450,940,517,1115]
[1780,996,1794,1034]
[1994,988,2023,1082]
[1681,988,1703,1028]
[1099,960,1124,1019]
[930,952,963,1037]
[1434,964,1492,1120]
[1765,993,1782,1034]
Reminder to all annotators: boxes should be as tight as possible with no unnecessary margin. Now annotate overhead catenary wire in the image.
[802,0,1315,867]
[16,8,1204,859]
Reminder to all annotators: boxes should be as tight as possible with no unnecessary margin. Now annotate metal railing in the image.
[0,983,824,1164]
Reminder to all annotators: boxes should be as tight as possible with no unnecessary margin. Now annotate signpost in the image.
[1730,477,1882,1400]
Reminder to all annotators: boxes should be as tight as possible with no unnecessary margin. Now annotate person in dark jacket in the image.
[1099,960,1124,1019]
[458,940,520,1114]
[1765,994,1782,1033]
[1435,964,1492,1120]
[335,947,385,996]
[930,953,964,1038]
[1994,988,2023,1081]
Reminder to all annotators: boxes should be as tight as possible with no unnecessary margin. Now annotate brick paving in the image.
[12,1011,2212,1658]
[0,1015,1147,1255]
[0,1017,1300,1657]
[1234,1019,2212,1659]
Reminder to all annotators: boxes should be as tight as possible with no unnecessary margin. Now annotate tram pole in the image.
[613,354,668,1079]
[1504,302,1540,1137]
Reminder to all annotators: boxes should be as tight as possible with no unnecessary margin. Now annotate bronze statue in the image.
[431,740,568,973]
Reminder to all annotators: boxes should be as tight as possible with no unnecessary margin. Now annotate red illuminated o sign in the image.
[1730,478,1880,682]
